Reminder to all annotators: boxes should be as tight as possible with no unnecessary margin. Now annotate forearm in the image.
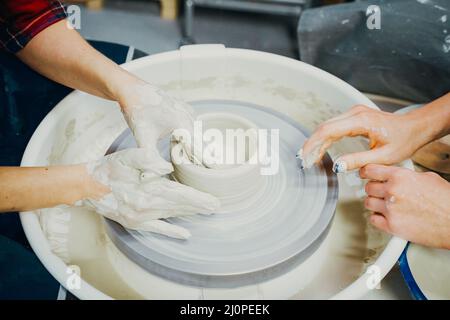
[407,92,450,144]
[16,19,142,102]
[0,165,107,212]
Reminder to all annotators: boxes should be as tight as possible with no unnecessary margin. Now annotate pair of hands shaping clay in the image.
[75,84,220,239]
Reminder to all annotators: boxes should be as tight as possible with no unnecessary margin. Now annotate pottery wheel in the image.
[104,100,338,288]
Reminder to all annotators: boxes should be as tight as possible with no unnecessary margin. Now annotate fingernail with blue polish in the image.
[296,154,305,170]
[333,159,347,174]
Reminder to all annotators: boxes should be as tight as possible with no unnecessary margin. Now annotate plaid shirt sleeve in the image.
[0,0,67,53]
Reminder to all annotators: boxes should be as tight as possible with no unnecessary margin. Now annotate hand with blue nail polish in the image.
[299,93,450,172]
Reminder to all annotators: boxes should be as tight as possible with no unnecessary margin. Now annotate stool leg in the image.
[180,0,195,45]
[86,0,104,10]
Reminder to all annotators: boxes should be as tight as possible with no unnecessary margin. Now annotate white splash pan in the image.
[20,45,410,299]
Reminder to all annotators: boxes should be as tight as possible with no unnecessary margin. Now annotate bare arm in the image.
[16,19,142,102]
[0,149,218,239]
[2,19,134,212]
[408,92,450,139]
[0,165,106,212]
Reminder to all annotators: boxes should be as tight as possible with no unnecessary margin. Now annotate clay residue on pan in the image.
[48,119,77,165]
[160,80,182,92]
[265,85,299,101]
[334,200,369,263]
[179,77,218,90]
[363,211,391,266]
[48,112,107,165]
[297,194,390,299]
[162,76,343,132]
[82,111,106,131]
[229,75,252,89]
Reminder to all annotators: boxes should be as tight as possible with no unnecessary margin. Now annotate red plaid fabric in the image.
[0,0,67,53]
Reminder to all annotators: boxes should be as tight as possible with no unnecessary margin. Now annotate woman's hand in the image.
[299,91,450,173]
[118,82,195,148]
[361,164,450,249]
[78,148,220,239]
[299,105,433,172]
[87,81,220,239]
[116,82,202,170]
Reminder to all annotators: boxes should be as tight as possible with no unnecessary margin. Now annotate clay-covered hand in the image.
[361,164,450,249]
[298,105,433,172]
[76,148,220,239]
[118,82,195,150]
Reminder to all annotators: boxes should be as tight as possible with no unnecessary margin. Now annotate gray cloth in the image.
[298,0,450,103]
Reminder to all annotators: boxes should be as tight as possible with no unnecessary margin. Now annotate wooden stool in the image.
[64,0,104,10]
[160,0,179,20]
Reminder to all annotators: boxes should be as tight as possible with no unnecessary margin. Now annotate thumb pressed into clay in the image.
[135,148,174,179]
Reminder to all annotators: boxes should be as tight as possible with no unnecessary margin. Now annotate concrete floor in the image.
[78,0,299,58]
